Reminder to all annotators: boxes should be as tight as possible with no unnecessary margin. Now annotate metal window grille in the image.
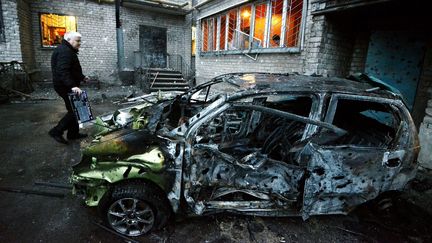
[285,0,303,47]
[269,0,284,48]
[202,20,208,51]
[208,18,214,51]
[253,3,267,48]
[239,5,252,49]
[220,15,227,50]
[227,9,237,50]
[200,0,304,53]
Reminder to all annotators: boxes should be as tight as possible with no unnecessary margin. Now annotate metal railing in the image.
[167,53,195,86]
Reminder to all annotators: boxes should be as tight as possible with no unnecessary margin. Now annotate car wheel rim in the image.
[107,198,155,236]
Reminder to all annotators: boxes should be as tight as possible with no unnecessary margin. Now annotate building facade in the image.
[0,0,193,83]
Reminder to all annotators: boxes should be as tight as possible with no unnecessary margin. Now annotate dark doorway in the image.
[139,25,167,68]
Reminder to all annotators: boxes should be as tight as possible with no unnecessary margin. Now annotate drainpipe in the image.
[116,0,125,71]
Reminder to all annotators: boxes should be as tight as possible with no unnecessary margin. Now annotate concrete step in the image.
[146,68,180,74]
[150,86,189,91]
[151,82,189,87]
[149,72,183,77]
[152,77,186,82]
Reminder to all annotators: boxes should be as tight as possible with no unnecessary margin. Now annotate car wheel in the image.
[99,181,171,236]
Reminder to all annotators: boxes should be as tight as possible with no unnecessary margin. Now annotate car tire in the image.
[98,180,171,236]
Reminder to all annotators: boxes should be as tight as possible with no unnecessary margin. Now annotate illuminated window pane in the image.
[202,20,208,52]
[285,0,303,47]
[40,13,77,47]
[220,15,226,50]
[237,5,251,50]
[269,0,283,48]
[253,3,267,47]
[227,10,237,50]
[240,5,251,34]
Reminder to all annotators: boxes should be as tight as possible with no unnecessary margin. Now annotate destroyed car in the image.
[71,73,419,236]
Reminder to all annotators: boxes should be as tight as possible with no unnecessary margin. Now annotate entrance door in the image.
[365,31,426,110]
[139,25,167,68]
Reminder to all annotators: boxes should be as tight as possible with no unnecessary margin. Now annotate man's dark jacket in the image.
[51,39,84,92]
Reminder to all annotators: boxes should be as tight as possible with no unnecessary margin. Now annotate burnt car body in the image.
[71,73,419,236]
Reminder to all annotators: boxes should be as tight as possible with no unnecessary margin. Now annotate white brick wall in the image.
[121,7,192,70]
[29,0,118,82]
[24,0,192,83]
[0,0,23,62]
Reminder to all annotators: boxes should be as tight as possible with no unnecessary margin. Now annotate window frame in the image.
[39,12,78,49]
[199,0,306,56]
[324,94,404,148]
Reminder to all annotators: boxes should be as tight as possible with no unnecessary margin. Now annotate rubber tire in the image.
[98,180,171,235]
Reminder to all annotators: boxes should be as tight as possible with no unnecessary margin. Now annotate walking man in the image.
[49,31,88,144]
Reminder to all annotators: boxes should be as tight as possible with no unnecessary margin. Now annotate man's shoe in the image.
[67,133,88,140]
[49,129,68,145]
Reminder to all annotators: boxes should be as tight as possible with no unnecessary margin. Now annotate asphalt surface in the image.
[0,86,431,242]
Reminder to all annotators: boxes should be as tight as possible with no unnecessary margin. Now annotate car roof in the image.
[212,72,402,99]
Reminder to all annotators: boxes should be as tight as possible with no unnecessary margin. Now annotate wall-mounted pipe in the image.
[124,0,189,9]
[116,0,125,71]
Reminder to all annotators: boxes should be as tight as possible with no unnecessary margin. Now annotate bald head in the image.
[64,31,82,50]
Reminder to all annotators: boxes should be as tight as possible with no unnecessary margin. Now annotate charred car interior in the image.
[71,73,419,236]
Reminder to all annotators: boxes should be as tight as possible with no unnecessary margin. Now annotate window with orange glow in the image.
[253,3,267,47]
[285,0,303,47]
[40,13,77,48]
[200,0,304,53]
[220,15,226,50]
[240,5,252,35]
[227,10,237,49]
[269,0,283,48]
[202,20,208,51]
[208,18,215,51]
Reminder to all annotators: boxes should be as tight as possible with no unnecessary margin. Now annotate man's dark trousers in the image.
[51,87,78,137]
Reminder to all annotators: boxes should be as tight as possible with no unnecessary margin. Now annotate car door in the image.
[301,94,416,218]
[182,93,334,215]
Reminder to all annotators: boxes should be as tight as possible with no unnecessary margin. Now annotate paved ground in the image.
[0,84,432,242]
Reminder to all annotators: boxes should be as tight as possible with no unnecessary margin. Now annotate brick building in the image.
[194,0,430,118]
[0,0,193,83]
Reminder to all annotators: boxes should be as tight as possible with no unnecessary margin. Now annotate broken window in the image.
[200,0,304,53]
[327,98,400,147]
[189,95,312,204]
[40,13,77,48]
[195,95,312,163]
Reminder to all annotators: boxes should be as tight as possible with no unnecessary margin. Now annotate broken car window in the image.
[328,99,400,147]
[195,95,313,164]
